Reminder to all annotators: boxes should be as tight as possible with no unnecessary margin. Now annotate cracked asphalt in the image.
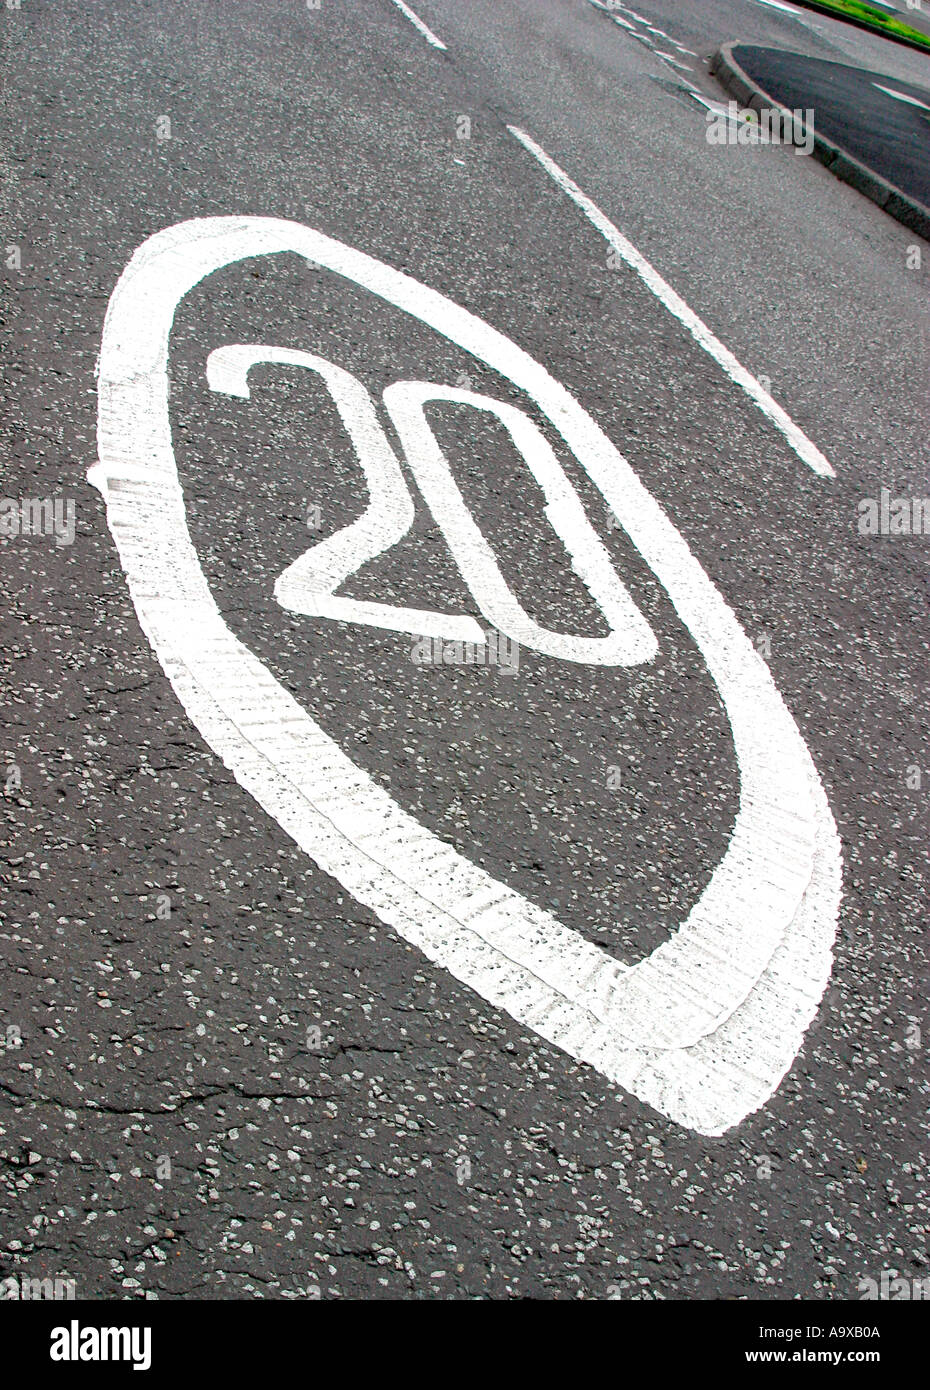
[0,0,928,1304]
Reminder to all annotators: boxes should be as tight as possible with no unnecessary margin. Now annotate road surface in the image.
[1,0,927,1301]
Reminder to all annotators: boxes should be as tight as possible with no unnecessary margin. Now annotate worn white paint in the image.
[389,0,446,51]
[207,345,483,643]
[753,0,804,15]
[207,350,655,662]
[588,0,697,58]
[508,126,836,478]
[873,83,930,112]
[91,216,841,1134]
[382,382,657,665]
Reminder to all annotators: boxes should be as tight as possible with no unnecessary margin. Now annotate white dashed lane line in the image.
[753,0,804,14]
[380,0,830,476]
[389,0,446,51]
[507,126,836,478]
[873,83,930,111]
[750,0,825,30]
[587,0,698,74]
[651,49,694,72]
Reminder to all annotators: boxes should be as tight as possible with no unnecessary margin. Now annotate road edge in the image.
[793,1,930,57]
[710,41,930,243]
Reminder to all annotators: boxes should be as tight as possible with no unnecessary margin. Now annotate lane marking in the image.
[603,0,696,52]
[92,217,841,1135]
[873,82,930,111]
[507,126,836,478]
[588,2,697,77]
[388,0,446,51]
[652,49,693,71]
[690,95,747,120]
[752,0,804,14]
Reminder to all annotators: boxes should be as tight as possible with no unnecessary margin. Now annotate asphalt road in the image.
[734,43,930,207]
[1,0,928,1301]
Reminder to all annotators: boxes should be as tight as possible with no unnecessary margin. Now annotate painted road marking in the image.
[873,83,930,112]
[382,382,657,665]
[91,217,841,1135]
[591,1,696,76]
[206,344,483,644]
[209,349,657,664]
[389,0,446,51]
[508,126,836,478]
[690,95,746,120]
[652,49,693,72]
[753,0,804,15]
[590,0,697,56]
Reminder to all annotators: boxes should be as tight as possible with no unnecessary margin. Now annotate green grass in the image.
[796,0,930,52]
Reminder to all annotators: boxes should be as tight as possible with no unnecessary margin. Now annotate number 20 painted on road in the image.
[206,343,656,665]
[90,218,841,1135]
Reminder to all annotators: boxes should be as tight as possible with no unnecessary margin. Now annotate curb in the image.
[710,41,930,243]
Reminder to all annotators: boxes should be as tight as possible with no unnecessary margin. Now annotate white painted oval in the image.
[90,217,841,1135]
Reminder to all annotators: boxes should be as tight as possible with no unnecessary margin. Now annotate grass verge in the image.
[794,0,930,53]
